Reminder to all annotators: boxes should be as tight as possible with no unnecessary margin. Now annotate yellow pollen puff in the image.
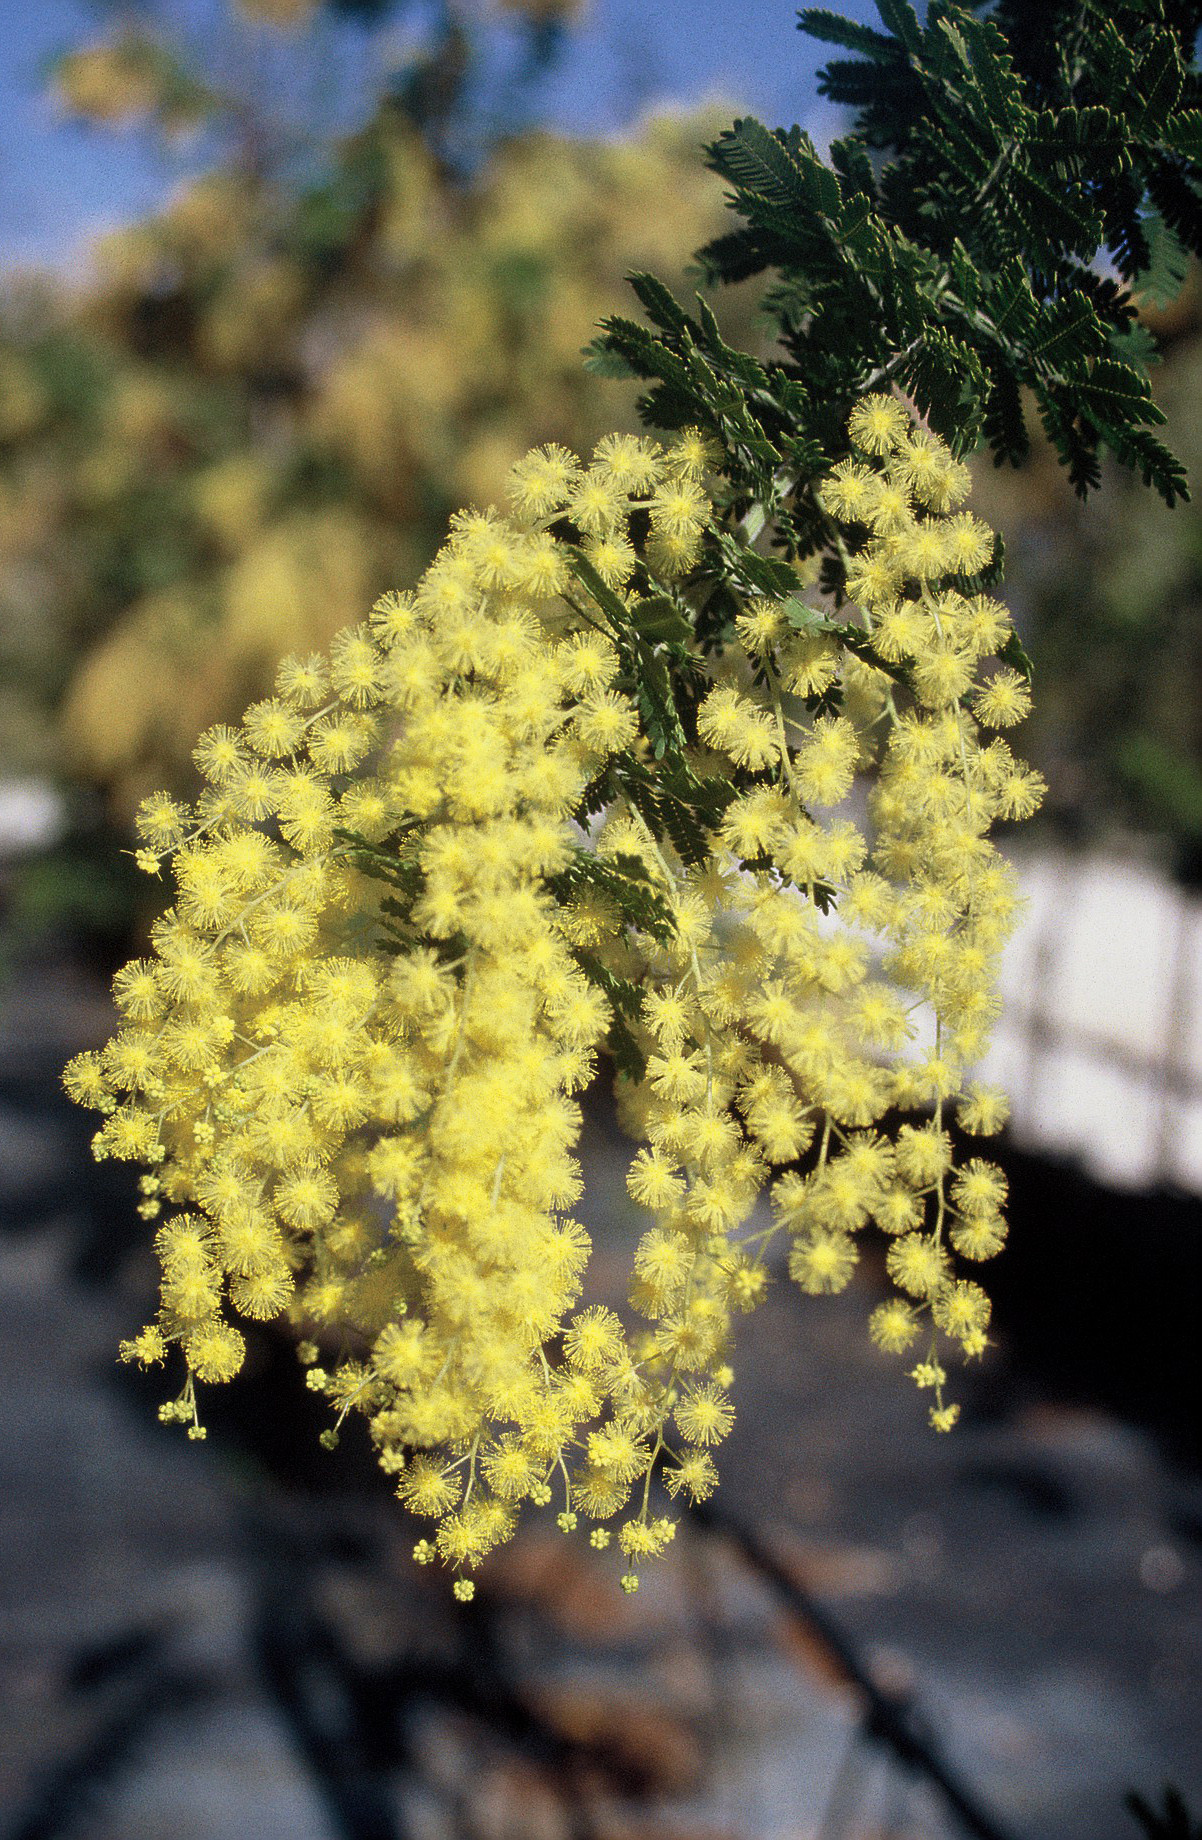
[848,393,910,456]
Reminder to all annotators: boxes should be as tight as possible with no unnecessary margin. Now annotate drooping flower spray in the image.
[69,401,1041,1595]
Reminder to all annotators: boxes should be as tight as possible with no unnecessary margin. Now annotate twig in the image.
[693,1503,1020,1840]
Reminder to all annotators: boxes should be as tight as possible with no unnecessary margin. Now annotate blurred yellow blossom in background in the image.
[1,4,745,816]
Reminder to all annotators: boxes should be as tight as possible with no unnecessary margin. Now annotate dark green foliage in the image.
[571,949,649,1081]
[587,0,1202,608]
[333,825,422,886]
[549,850,679,1080]
[611,751,737,869]
[549,848,677,946]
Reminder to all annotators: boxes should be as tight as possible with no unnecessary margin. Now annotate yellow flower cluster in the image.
[67,433,704,1582]
[601,395,1041,1458]
[67,397,1041,1591]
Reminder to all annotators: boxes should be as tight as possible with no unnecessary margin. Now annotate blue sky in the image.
[0,0,878,271]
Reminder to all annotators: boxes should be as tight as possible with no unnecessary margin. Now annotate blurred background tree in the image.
[0,0,751,841]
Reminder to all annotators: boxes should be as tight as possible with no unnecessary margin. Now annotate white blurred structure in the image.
[0,779,65,857]
[979,849,1202,1194]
